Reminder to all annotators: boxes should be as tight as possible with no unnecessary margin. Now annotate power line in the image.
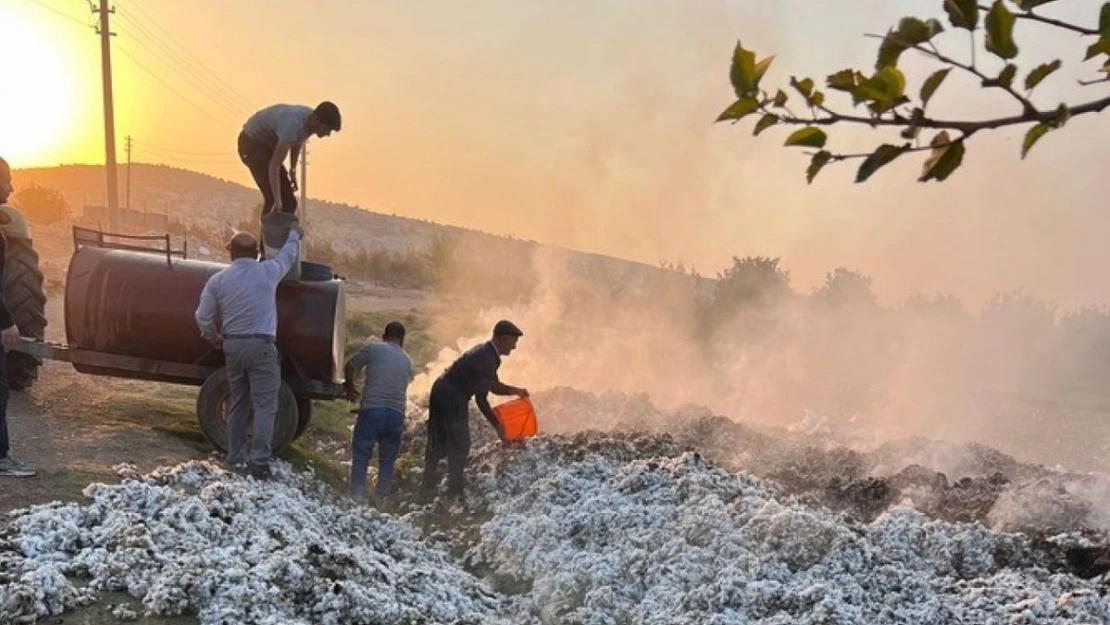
[19,0,94,29]
[114,44,226,125]
[132,141,233,157]
[114,9,248,118]
[121,0,255,113]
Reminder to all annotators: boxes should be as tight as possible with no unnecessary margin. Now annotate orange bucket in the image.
[493,397,538,441]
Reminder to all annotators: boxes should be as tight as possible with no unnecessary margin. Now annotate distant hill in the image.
[14,164,715,295]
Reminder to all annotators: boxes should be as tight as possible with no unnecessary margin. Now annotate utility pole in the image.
[94,0,120,232]
[125,135,132,213]
[299,141,308,224]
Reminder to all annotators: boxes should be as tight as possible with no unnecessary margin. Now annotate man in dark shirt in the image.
[421,319,528,500]
[0,156,33,477]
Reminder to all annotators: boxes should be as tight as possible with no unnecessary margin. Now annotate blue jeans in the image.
[350,407,404,502]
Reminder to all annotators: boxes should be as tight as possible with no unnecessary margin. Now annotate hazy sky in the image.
[3,0,1109,309]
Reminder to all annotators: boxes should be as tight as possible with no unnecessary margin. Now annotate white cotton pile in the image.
[0,461,531,625]
[465,435,1110,625]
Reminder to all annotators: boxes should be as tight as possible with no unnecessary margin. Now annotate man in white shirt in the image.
[238,102,341,216]
[195,226,301,478]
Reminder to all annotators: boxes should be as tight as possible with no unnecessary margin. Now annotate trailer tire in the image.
[3,237,48,391]
[294,396,312,440]
[196,368,300,455]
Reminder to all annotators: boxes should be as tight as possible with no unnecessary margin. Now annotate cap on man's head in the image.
[226,232,259,256]
[314,101,341,131]
[0,156,9,177]
[493,319,523,337]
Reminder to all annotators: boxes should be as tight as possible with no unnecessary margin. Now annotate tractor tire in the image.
[3,237,47,391]
[294,396,312,440]
[196,368,300,455]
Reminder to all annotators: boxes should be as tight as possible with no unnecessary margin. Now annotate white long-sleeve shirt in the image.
[195,231,300,343]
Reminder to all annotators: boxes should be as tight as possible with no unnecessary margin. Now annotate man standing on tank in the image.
[238,101,341,216]
[194,225,301,479]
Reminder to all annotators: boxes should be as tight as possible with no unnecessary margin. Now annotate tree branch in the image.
[773,94,1110,134]
[818,134,971,163]
[978,4,1099,36]
[865,33,1037,114]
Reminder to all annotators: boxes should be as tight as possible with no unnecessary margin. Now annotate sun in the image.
[0,5,80,166]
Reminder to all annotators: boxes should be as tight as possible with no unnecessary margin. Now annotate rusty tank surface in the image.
[64,244,346,390]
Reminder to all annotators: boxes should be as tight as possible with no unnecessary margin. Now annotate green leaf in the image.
[920,131,965,182]
[790,76,814,98]
[1016,0,1061,9]
[754,55,775,84]
[985,1,1019,60]
[827,69,858,92]
[784,127,827,149]
[773,89,789,107]
[715,98,760,123]
[903,17,945,44]
[856,144,908,183]
[1102,3,1110,38]
[856,67,907,107]
[729,41,758,98]
[806,151,833,184]
[877,32,907,70]
[1024,60,1061,91]
[753,114,779,136]
[920,68,951,106]
[808,90,825,108]
[1086,37,1110,61]
[983,64,1017,88]
[1021,122,1050,158]
[944,0,979,30]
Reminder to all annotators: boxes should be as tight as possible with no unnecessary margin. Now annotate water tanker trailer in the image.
[12,226,347,453]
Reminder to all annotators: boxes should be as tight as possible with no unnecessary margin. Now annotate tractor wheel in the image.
[3,236,47,391]
[196,368,300,455]
[294,396,312,440]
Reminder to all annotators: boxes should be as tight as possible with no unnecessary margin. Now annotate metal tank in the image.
[63,245,346,390]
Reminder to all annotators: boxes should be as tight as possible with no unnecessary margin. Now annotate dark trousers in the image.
[349,407,405,502]
[421,377,471,495]
[237,131,297,215]
[0,346,8,459]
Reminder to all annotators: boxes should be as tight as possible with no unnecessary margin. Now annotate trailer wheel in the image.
[294,396,312,440]
[2,236,47,391]
[196,368,300,455]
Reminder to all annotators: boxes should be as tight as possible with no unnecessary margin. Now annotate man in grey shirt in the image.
[195,226,301,479]
[344,321,414,505]
[238,101,341,216]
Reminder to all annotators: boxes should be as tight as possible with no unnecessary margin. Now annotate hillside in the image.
[13,165,705,296]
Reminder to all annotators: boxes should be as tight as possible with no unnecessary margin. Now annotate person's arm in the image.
[260,227,301,283]
[0,293,17,350]
[343,346,371,401]
[490,380,528,397]
[289,145,300,191]
[0,232,15,349]
[268,142,292,212]
[475,392,504,439]
[194,279,222,345]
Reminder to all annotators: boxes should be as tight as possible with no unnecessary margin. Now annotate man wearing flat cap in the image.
[195,225,301,479]
[421,319,528,500]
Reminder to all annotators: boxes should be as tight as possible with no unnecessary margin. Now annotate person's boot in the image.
[0,456,36,477]
[248,464,272,480]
